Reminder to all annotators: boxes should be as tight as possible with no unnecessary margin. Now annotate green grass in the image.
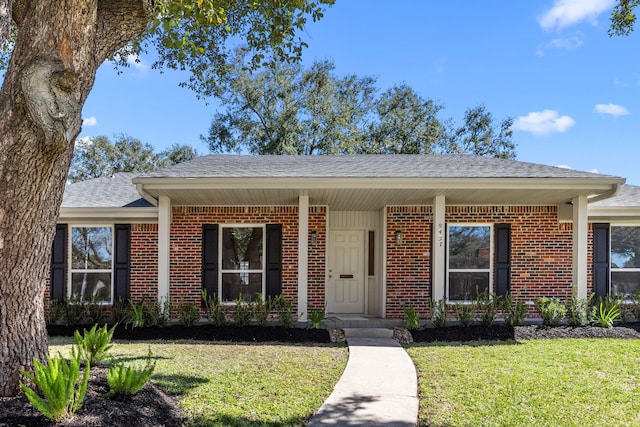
[49,338,347,426]
[407,339,640,427]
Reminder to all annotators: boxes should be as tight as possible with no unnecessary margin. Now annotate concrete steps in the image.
[343,328,394,339]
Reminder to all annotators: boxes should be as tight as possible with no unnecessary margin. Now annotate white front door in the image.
[327,230,365,314]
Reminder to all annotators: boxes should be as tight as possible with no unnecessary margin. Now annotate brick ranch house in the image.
[48,154,640,321]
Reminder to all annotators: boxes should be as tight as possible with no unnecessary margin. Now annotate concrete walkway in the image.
[307,329,418,426]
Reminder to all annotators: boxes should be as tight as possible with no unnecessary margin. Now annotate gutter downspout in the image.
[136,183,158,207]
[587,182,622,204]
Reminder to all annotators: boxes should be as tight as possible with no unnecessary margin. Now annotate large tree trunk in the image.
[0,0,149,397]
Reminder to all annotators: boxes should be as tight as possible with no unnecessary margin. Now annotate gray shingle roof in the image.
[591,184,640,207]
[62,173,153,208]
[136,154,620,180]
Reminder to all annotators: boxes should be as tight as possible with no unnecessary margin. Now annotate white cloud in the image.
[547,36,583,50]
[595,103,630,116]
[75,136,93,147]
[556,164,572,169]
[82,116,97,127]
[539,0,615,31]
[589,168,600,174]
[127,54,148,71]
[512,110,576,135]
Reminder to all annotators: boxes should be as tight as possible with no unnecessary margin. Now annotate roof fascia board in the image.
[59,207,158,220]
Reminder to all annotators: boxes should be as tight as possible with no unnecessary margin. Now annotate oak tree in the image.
[0,0,332,396]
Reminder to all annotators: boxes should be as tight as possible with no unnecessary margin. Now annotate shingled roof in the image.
[136,154,618,180]
[62,173,153,209]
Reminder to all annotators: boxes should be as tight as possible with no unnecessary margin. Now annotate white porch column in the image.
[158,195,171,307]
[572,195,588,299]
[297,194,309,321]
[432,195,446,301]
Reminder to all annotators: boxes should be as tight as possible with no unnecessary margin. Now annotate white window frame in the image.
[219,224,266,303]
[609,224,640,299]
[68,224,114,304]
[446,223,493,302]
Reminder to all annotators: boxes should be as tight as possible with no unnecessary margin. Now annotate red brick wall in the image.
[386,206,433,318]
[385,205,574,319]
[130,224,158,302]
[168,206,326,314]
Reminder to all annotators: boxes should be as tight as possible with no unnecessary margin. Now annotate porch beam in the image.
[298,194,309,321]
[158,195,171,309]
[432,195,446,302]
[572,195,588,299]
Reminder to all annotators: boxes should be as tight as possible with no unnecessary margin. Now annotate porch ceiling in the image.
[142,180,619,209]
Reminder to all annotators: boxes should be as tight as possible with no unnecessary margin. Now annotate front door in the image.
[327,230,365,314]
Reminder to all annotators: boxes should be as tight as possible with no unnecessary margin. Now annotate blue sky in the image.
[79,0,640,184]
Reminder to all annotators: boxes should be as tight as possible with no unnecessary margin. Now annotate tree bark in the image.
[0,0,150,397]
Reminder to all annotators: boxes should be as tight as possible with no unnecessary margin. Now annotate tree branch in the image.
[94,0,152,64]
[0,0,10,44]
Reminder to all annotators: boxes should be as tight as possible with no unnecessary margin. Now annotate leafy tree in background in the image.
[610,0,640,36]
[203,54,515,158]
[68,135,197,183]
[0,0,333,396]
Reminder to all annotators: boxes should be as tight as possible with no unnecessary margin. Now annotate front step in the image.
[342,328,394,339]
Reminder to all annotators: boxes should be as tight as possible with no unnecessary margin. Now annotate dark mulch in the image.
[410,322,640,342]
[0,366,184,427]
[47,323,331,343]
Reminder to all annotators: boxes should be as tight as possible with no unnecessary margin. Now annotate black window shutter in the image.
[494,223,511,296]
[114,224,131,301]
[50,224,67,302]
[593,223,610,298]
[202,224,219,303]
[265,224,283,298]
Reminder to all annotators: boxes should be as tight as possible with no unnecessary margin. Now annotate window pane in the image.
[222,227,263,270]
[611,271,640,298]
[611,226,640,268]
[448,226,491,269]
[71,272,111,303]
[222,273,262,302]
[449,272,489,301]
[71,227,112,269]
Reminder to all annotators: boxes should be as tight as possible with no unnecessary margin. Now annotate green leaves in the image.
[20,348,90,422]
[106,348,156,398]
[609,0,640,36]
[74,323,116,365]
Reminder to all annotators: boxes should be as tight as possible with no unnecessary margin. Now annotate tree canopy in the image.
[610,0,640,36]
[203,54,516,158]
[68,135,197,183]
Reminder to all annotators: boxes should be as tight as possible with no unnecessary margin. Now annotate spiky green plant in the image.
[403,305,423,330]
[107,348,156,398]
[591,297,621,328]
[20,348,90,422]
[74,323,116,365]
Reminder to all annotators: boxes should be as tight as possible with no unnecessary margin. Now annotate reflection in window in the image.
[221,227,263,302]
[611,226,640,298]
[447,225,491,301]
[70,226,112,303]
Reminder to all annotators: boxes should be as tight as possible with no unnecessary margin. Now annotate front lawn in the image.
[407,339,640,427]
[50,338,347,426]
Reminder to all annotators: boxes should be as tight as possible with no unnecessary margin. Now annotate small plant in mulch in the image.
[453,302,475,327]
[202,289,228,326]
[75,323,116,365]
[403,305,423,330]
[476,290,500,327]
[232,295,253,327]
[591,296,621,328]
[569,295,591,327]
[177,301,201,327]
[429,298,448,328]
[106,348,156,398]
[501,293,526,326]
[308,304,327,329]
[534,297,567,326]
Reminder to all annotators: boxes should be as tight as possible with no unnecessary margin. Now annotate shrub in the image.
[568,296,591,326]
[20,348,90,422]
[177,301,201,327]
[454,303,475,327]
[62,295,85,326]
[534,297,567,326]
[74,323,116,365]
[107,349,156,398]
[84,296,104,324]
[501,294,526,326]
[202,290,227,326]
[591,297,621,328]
[476,291,499,327]
[128,299,146,329]
[429,298,448,328]
[630,291,640,321]
[45,299,64,325]
[112,297,130,325]
[143,298,170,327]
[272,294,295,327]
[403,305,423,330]
[232,295,253,327]
[252,294,271,326]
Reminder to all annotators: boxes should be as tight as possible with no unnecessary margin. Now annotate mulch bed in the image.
[409,322,640,342]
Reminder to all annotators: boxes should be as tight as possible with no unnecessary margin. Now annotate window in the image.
[610,226,640,298]
[70,226,113,303]
[221,226,264,302]
[447,224,492,301]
